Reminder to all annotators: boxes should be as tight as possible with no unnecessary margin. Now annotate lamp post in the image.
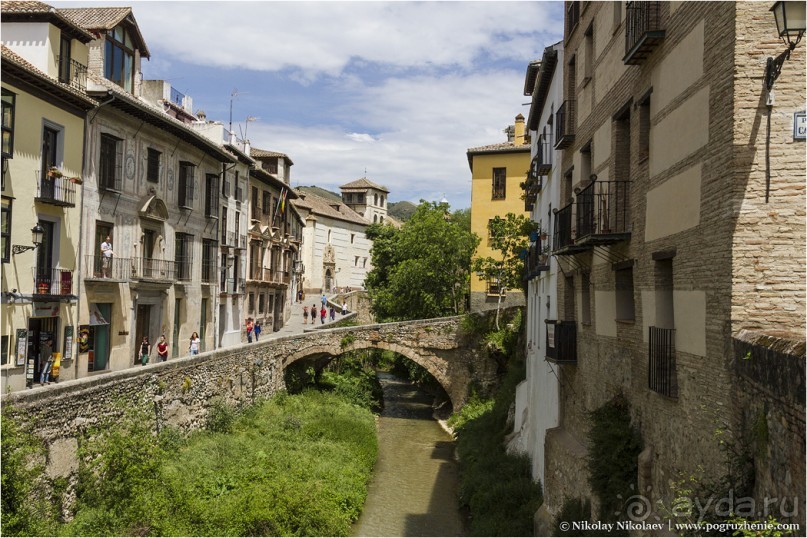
[765,1,805,103]
[12,223,44,255]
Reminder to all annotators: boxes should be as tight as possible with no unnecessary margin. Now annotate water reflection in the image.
[352,373,466,537]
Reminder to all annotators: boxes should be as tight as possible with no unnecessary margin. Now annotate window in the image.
[178,162,195,208]
[350,233,355,244]
[492,168,506,199]
[615,265,635,321]
[2,89,15,159]
[104,24,135,92]
[222,169,230,198]
[99,134,123,191]
[175,233,193,281]
[248,292,255,313]
[654,257,674,329]
[564,275,576,321]
[258,293,265,313]
[202,239,216,282]
[1,334,8,365]
[639,93,651,160]
[486,276,502,296]
[263,191,271,215]
[205,174,219,218]
[221,207,228,243]
[354,256,359,266]
[41,125,59,179]
[613,1,623,30]
[583,24,594,84]
[251,186,259,216]
[58,34,71,84]
[94,221,113,277]
[614,104,631,180]
[1,197,10,263]
[374,193,378,205]
[580,142,592,183]
[566,1,580,37]
[147,148,160,183]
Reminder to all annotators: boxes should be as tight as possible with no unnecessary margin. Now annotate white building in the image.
[293,189,371,294]
[511,42,564,485]
[340,177,389,224]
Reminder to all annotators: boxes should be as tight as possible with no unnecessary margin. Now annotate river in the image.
[352,372,467,537]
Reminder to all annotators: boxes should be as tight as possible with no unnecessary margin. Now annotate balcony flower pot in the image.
[69,177,83,185]
[47,167,63,179]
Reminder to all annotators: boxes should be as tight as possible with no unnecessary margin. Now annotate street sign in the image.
[795,111,806,140]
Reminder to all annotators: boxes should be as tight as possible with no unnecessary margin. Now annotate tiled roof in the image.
[1,44,97,108]
[466,141,530,154]
[250,147,294,165]
[1,1,96,42]
[58,7,151,58]
[292,190,368,226]
[340,177,389,193]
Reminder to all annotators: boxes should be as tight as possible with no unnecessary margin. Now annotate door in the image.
[35,221,55,293]
[94,222,113,277]
[41,126,58,198]
[134,304,151,364]
[142,229,155,278]
[92,304,111,371]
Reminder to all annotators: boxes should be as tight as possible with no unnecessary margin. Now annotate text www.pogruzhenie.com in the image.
[558,520,801,534]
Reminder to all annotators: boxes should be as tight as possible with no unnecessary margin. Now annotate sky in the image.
[56,0,564,209]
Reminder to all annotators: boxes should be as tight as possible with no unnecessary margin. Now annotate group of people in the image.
[245,318,263,343]
[302,294,348,325]
[137,332,199,365]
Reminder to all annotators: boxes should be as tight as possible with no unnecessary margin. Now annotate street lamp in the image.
[12,223,44,255]
[765,1,806,101]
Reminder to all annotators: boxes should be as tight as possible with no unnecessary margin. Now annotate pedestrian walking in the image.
[342,302,348,315]
[321,294,327,308]
[157,335,169,362]
[320,306,326,324]
[140,336,151,365]
[189,332,200,356]
[246,318,254,343]
[254,321,262,341]
[39,338,54,385]
[311,304,317,323]
[329,306,335,321]
[303,305,309,324]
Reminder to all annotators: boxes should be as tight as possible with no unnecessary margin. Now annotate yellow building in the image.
[1,6,98,391]
[467,114,531,312]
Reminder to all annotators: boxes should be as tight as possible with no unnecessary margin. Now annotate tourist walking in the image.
[321,294,327,308]
[329,306,336,321]
[254,321,262,341]
[39,337,54,385]
[303,305,309,324]
[157,335,169,362]
[189,332,201,356]
[342,302,348,315]
[246,318,254,343]
[311,304,318,324]
[140,336,151,365]
[320,306,326,324]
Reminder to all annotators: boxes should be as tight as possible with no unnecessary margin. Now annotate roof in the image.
[59,6,151,58]
[1,1,95,42]
[85,71,234,163]
[250,166,297,196]
[250,147,294,165]
[466,141,530,170]
[527,44,560,131]
[340,177,389,193]
[1,44,98,111]
[292,189,368,227]
[523,60,542,96]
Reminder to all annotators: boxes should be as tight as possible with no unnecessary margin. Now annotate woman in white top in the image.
[189,332,201,355]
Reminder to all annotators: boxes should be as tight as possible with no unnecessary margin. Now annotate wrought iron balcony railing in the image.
[554,100,576,149]
[624,1,665,65]
[575,179,631,244]
[35,170,77,207]
[535,138,553,176]
[649,326,677,397]
[553,203,575,252]
[84,254,130,281]
[33,267,74,296]
[57,56,88,90]
[546,320,577,364]
[131,257,176,281]
[524,239,551,280]
[201,260,217,283]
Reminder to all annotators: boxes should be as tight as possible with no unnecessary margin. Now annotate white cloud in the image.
[346,133,377,143]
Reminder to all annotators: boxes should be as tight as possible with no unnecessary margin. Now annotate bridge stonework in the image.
[2,316,495,482]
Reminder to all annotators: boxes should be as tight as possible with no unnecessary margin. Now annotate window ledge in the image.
[616,318,636,325]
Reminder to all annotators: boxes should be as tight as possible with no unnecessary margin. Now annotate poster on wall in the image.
[63,326,74,360]
[78,325,91,353]
[15,329,27,367]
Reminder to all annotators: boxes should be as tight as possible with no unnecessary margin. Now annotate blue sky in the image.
[56,0,564,209]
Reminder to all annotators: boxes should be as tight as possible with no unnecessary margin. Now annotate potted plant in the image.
[69,177,83,185]
[47,167,63,178]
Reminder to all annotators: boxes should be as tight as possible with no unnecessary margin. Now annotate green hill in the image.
[388,200,417,221]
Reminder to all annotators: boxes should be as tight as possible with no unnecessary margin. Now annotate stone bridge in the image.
[3,316,497,479]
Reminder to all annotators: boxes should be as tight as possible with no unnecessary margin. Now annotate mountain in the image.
[296,186,342,203]
[388,200,417,221]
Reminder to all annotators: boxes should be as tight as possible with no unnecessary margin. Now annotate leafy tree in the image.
[365,201,479,321]
[471,213,539,327]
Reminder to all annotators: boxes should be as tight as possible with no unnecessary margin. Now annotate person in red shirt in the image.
[320,307,326,324]
[157,335,169,362]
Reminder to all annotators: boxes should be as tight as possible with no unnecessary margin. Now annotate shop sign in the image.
[32,303,59,318]
[63,326,74,360]
[15,329,27,367]
[794,111,806,140]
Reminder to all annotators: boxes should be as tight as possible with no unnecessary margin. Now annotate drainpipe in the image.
[75,91,115,380]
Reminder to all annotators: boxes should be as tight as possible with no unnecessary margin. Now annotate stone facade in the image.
[527,1,805,530]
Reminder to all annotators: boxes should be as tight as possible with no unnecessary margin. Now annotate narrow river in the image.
[352,372,467,537]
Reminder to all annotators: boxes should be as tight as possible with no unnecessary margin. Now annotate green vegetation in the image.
[554,498,598,536]
[365,201,479,321]
[3,384,378,536]
[449,309,543,536]
[387,200,418,221]
[471,212,539,295]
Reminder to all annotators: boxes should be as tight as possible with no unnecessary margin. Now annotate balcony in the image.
[57,56,88,91]
[624,1,665,65]
[575,179,631,246]
[224,231,238,247]
[248,266,269,282]
[554,100,575,149]
[534,138,553,176]
[84,254,130,282]
[648,326,677,398]
[131,257,176,282]
[545,320,577,364]
[238,234,247,250]
[33,267,74,298]
[524,238,551,280]
[35,171,77,207]
[552,203,587,255]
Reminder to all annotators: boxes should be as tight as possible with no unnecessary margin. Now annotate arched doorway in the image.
[325,268,333,291]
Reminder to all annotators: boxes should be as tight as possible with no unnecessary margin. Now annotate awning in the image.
[88,303,109,325]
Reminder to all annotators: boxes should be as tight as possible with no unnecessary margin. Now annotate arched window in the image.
[374,193,378,205]
[373,214,377,223]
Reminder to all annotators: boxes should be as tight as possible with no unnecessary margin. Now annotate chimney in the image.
[514,114,526,145]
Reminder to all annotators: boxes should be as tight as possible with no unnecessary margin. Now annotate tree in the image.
[471,213,539,328]
[365,201,479,321]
